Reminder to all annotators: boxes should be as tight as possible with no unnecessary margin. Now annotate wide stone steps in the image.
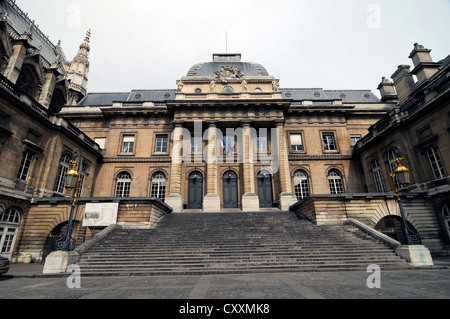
[77,211,410,276]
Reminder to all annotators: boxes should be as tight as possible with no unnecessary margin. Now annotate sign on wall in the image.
[82,203,119,227]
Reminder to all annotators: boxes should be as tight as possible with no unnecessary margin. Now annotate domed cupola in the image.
[176,53,280,98]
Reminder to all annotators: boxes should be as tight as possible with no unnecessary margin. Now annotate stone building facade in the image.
[0,0,449,261]
[60,52,391,214]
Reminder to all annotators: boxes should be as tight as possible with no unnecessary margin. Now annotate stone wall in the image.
[14,197,172,261]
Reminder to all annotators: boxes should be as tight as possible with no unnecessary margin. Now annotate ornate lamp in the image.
[57,149,83,251]
[393,158,410,189]
[390,157,414,245]
[65,160,80,194]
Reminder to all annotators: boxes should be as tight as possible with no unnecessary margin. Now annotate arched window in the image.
[443,203,450,240]
[387,147,401,173]
[115,172,131,197]
[371,159,386,193]
[76,162,88,198]
[293,170,310,200]
[150,172,166,201]
[387,147,402,187]
[54,153,72,194]
[328,169,344,194]
[0,208,21,258]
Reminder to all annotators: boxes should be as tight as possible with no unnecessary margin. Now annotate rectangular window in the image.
[94,137,106,149]
[155,135,168,153]
[290,133,304,151]
[350,134,362,146]
[257,136,268,153]
[322,133,337,151]
[191,136,203,153]
[17,151,34,181]
[426,146,445,179]
[121,135,135,154]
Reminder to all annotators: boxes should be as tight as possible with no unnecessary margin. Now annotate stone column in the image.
[203,122,221,212]
[241,122,259,211]
[165,123,184,212]
[275,120,297,211]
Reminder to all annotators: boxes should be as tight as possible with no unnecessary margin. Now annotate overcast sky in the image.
[17,0,450,96]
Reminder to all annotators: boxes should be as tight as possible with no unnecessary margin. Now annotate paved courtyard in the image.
[1,258,450,300]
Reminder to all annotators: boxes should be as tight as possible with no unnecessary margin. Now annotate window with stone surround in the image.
[115,172,131,197]
[328,169,345,194]
[290,133,304,152]
[150,172,166,201]
[17,150,34,181]
[121,135,135,154]
[293,170,310,200]
[426,146,445,179]
[371,159,386,193]
[322,132,337,151]
[155,135,168,153]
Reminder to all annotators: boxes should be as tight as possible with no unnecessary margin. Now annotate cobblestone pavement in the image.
[1,264,450,300]
[1,262,449,317]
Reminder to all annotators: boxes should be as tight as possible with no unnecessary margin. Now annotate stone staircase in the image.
[77,211,410,276]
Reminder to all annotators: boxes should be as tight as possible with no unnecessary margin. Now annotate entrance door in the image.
[188,171,203,209]
[223,171,238,209]
[257,171,273,208]
[0,208,21,259]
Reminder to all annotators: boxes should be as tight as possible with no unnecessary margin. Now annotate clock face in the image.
[223,86,234,94]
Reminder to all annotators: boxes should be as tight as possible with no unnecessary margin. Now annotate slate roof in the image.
[77,90,178,106]
[186,62,270,77]
[77,92,131,106]
[78,88,380,106]
[0,0,58,68]
[280,88,380,103]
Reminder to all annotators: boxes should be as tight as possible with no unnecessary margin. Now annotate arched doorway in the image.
[375,215,421,245]
[257,171,273,208]
[223,171,238,209]
[188,171,203,209]
[42,221,80,261]
[0,208,21,259]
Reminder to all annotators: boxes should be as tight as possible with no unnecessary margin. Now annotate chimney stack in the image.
[391,65,416,103]
[409,43,440,84]
[377,77,398,103]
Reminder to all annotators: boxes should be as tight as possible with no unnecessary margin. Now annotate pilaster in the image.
[275,120,297,211]
[204,122,220,212]
[166,123,184,212]
[241,121,259,211]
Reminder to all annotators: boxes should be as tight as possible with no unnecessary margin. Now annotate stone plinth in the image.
[395,245,434,267]
[43,251,80,274]
[242,193,260,212]
[278,192,297,211]
[165,194,184,212]
[203,194,221,212]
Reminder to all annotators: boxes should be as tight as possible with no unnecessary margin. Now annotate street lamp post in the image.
[56,148,83,251]
[390,157,412,245]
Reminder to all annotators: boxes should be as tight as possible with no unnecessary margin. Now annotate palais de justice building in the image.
[0,0,449,261]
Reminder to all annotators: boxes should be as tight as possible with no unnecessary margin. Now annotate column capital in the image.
[274,119,286,127]
[206,121,218,128]
[240,120,252,127]
[173,120,185,128]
